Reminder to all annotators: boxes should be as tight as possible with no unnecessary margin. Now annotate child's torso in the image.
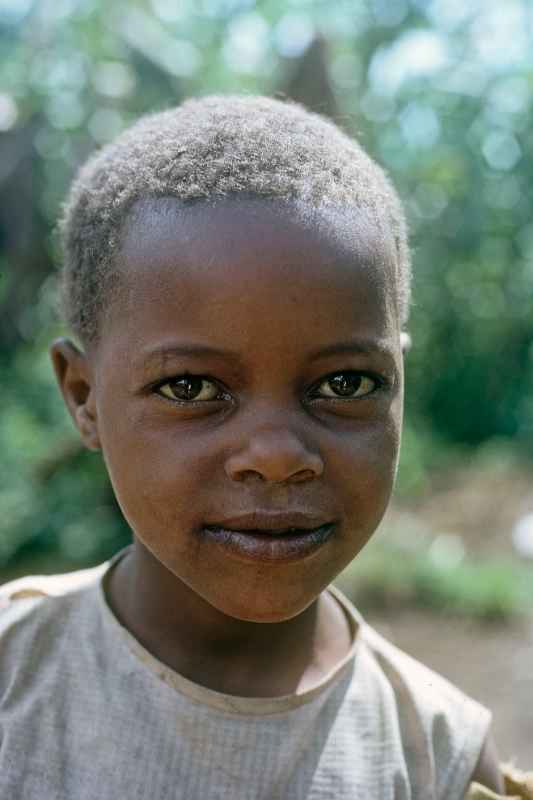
[0,552,490,800]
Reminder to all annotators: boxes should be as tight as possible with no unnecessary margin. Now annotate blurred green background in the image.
[1,0,533,618]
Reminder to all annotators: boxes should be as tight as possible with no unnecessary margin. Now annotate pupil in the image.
[172,377,203,400]
[330,373,361,396]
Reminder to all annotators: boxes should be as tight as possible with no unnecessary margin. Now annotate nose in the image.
[224,425,324,484]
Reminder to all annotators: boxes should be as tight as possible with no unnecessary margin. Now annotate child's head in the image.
[60,95,410,345]
[52,95,411,622]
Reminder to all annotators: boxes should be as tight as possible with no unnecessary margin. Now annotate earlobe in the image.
[400,331,412,355]
[49,338,101,451]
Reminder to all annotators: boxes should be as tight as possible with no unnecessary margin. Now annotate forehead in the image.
[101,196,400,359]
[119,195,398,294]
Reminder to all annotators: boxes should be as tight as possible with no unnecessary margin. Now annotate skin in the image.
[51,197,502,791]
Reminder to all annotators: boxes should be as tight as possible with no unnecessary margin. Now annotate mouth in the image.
[204,511,332,532]
[200,518,336,564]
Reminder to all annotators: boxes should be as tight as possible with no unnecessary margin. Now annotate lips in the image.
[200,511,336,563]
[204,511,333,535]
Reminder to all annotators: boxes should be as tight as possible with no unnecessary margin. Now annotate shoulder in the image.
[0,562,109,608]
[0,561,110,652]
[358,619,487,714]
[354,615,492,798]
[0,560,116,717]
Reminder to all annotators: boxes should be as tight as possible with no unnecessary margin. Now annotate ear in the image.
[49,338,101,451]
[400,331,412,355]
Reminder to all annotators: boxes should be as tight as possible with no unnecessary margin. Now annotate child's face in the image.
[54,197,404,622]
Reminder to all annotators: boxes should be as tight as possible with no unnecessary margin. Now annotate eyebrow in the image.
[135,344,244,371]
[308,339,396,361]
[136,339,395,371]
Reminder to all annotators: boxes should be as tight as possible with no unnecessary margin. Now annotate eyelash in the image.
[152,371,386,405]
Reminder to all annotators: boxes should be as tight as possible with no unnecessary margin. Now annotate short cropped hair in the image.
[60,94,411,343]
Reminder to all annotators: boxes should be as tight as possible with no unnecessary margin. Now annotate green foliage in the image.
[4,0,533,444]
[1,0,533,587]
[0,341,131,573]
[337,531,533,620]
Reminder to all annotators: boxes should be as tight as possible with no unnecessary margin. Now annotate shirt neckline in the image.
[97,545,363,716]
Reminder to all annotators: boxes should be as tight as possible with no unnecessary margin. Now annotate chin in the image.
[213,594,316,624]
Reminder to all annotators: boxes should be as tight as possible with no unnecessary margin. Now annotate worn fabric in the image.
[465,765,533,800]
[465,764,533,800]
[0,546,491,799]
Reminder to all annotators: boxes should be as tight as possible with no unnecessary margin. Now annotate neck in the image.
[105,541,352,697]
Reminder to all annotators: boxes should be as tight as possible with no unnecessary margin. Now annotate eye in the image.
[157,376,222,402]
[314,372,378,399]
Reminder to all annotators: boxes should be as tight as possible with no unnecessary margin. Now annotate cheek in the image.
[98,411,221,535]
[329,415,401,521]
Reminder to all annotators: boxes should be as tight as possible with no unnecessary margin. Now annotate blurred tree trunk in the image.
[282,37,339,121]
[0,116,51,351]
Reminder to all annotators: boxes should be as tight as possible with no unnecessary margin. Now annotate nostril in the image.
[291,469,317,483]
[224,433,324,483]
[229,467,318,484]
[232,470,266,483]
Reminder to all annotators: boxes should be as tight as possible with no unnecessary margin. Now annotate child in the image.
[0,95,504,798]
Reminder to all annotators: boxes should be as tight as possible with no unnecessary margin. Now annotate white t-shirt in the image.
[0,546,490,799]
